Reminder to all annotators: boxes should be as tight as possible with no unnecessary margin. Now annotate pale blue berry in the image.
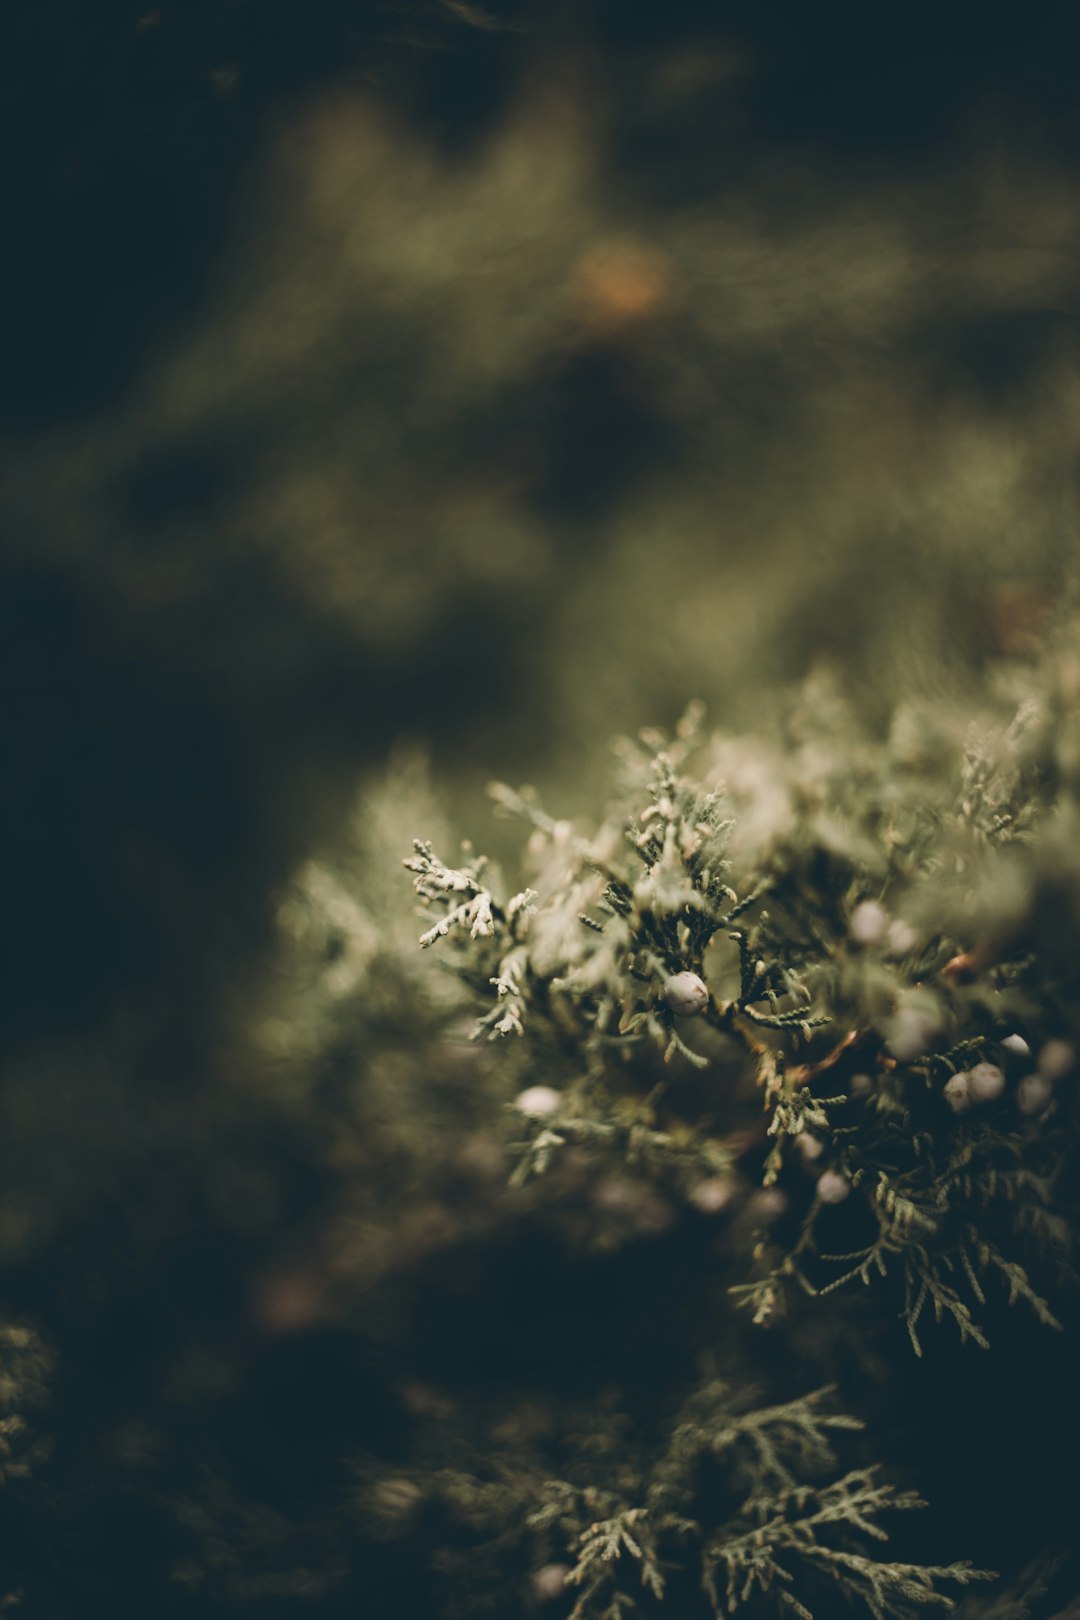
[663,971,709,1017]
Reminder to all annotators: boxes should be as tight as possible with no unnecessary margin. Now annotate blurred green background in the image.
[5,1,1080,1047]
[1,3,1080,1612]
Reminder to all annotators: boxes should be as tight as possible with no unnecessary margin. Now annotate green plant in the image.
[396,643,1080,1615]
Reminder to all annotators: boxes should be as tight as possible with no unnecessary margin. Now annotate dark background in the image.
[1,3,1079,1614]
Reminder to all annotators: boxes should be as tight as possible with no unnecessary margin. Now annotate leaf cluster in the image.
[407,676,1077,1355]
[357,1381,994,1619]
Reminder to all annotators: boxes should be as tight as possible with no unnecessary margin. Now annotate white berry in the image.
[514,1086,561,1118]
[532,1565,571,1603]
[816,1169,851,1204]
[968,1062,1005,1103]
[1038,1040,1074,1079]
[850,901,888,946]
[663,971,709,1017]
[748,1187,788,1221]
[885,919,918,956]
[944,1072,973,1113]
[888,1006,938,1061]
[1017,1073,1053,1116]
[689,1176,735,1215]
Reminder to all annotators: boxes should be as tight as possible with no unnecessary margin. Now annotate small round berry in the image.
[850,901,888,946]
[848,1071,874,1097]
[1002,1033,1031,1057]
[532,1564,571,1603]
[968,1062,1005,1103]
[663,971,709,1017]
[689,1176,735,1215]
[887,1007,938,1061]
[1017,1073,1053,1116]
[816,1169,851,1205]
[1038,1040,1075,1080]
[795,1133,824,1163]
[593,1175,675,1234]
[943,1072,973,1114]
[748,1187,788,1222]
[885,919,918,956]
[514,1086,562,1118]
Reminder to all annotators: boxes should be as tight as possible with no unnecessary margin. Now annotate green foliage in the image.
[358,1381,993,1619]
[0,1321,52,1487]
[407,656,1078,1357]
[5,3,1080,1615]
[394,644,1080,1616]
[953,1554,1071,1620]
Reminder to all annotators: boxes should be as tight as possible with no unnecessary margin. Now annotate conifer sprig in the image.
[407,677,1076,1353]
[357,1383,996,1619]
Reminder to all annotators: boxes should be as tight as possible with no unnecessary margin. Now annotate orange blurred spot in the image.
[253,1271,326,1334]
[942,950,982,985]
[572,240,672,337]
